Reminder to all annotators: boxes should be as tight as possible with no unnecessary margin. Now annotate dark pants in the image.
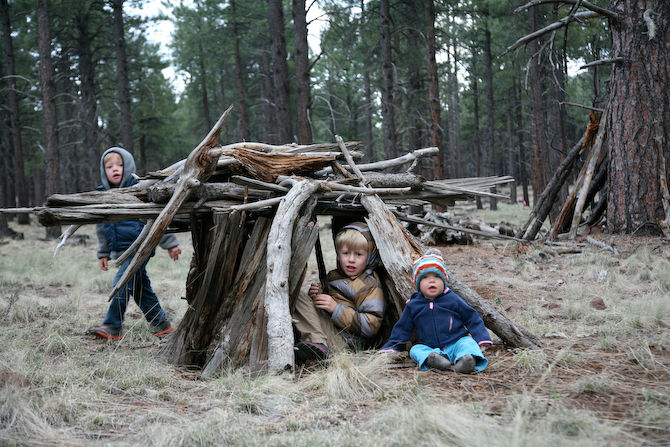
[103,258,168,329]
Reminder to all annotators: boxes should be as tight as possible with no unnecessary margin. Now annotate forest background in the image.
[4,0,657,235]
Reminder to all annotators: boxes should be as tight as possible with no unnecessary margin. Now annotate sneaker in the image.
[454,354,476,374]
[294,341,332,365]
[88,325,122,340]
[151,320,174,337]
[424,352,451,371]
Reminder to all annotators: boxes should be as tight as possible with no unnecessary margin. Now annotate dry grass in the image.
[1,219,669,446]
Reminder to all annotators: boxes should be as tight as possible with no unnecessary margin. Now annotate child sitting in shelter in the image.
[380,250,492,373]
[88,147,181,339]
[293,221,385,364]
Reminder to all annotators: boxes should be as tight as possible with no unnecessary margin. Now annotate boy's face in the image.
[419,272,444,299]
[104,153,124,186]
[337,244,368,278]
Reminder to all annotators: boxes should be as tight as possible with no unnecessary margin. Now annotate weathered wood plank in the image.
[265,179,320,371]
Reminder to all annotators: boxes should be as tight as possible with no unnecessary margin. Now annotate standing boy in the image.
[293,221,385,363]
[380,251,492,373]
[89,147,181,339]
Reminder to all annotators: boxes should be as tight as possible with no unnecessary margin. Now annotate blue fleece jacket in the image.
[381,289,492,351]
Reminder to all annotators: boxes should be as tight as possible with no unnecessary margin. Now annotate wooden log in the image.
[147,182,272,203]
[265,179,320,371]
[46,190,144,206]
[161,211,251,367]
[223,148,339,182]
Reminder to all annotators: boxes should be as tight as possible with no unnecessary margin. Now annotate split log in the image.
[223,148,339,182]
[265,179,321,371]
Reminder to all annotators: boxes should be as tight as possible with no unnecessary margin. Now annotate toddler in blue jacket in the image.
[88,147,181,339]
[380,251,492,373]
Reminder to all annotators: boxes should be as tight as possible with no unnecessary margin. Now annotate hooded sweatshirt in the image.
[95,147,178,259]
[326,222,385,348]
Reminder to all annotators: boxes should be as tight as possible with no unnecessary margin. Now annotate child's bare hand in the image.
[308,282,321,299]
[168,246,182,261]
[99,257,109,271]
[312,293,336,314]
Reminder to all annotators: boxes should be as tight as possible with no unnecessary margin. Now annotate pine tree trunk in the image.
[1,0,29,223]
[426,0,443,180]
[231,0,249,142]
[111,0,133,154]
[292,0,312,145]
[197,41,212,132]
[472,64,483,209]
[484,17,497,210]
[268,0,292,143]
[36,0,61,239]
[528,7,550,207]
[75,11,100,188]
[364,70,374,160]
[379,0,396,159]
[607,0,670,234]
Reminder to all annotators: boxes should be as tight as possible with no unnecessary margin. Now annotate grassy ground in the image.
[1,213,669,446]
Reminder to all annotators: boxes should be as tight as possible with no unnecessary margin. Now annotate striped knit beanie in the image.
[412,252,448,292]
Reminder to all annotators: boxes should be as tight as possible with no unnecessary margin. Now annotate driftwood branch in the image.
[54,224,81,257]
[315,147,438,176]
[265,179,320,372]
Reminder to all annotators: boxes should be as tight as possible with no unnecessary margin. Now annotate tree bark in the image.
[268,0,292,143]
[75,7,101,188]
[230,0,249,141]
[607,0,670,234]
[292,0,312,145]
[197,41,213,132]
[379,0,396,159]
[111,0,133,154]
[1,0,29,223]
[472,64,483,210]
[426,0,443,180]
[36,0,61,239]
[528,6,550,206]
[484,16,497,210]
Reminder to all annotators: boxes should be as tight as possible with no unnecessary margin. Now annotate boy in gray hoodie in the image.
[88,147,181,339]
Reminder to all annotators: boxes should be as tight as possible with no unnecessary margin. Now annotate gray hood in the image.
[100,147,136,189]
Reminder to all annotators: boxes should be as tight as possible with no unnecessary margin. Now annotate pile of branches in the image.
[33,110,514,236]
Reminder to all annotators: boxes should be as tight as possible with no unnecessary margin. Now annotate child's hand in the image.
[312,293,336,314]
[308,282,321,299]
[99,257,109,271]
[168,246,182,261]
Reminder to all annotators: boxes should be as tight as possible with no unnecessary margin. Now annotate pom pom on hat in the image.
[412,251,448,292]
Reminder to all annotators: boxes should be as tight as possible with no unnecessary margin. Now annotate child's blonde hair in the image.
[103,151,122,163]
[335,229,368,253]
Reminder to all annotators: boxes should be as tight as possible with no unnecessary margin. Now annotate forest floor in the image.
[1,203,669,446]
